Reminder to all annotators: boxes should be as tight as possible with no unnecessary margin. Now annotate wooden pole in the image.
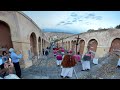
[76,35,79,54]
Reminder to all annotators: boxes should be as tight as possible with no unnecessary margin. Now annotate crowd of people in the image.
[1,43,120,79]
[0,44,98,79]
[0,47,23,78]
[52,46,99,79]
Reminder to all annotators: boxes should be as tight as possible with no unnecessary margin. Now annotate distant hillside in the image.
[43,28,76,34]
[44,32,74,40]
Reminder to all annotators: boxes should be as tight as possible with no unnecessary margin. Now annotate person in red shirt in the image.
[53,50,57,57]
[56,52,62,66]
[61,48,65,55]
[73,52,81,62]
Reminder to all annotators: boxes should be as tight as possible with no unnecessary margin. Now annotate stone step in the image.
[22,74,49,79]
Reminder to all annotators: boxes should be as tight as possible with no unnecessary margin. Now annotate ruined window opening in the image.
[0,20,13,53]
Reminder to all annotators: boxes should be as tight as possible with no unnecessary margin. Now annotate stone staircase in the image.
[21,49,120,79]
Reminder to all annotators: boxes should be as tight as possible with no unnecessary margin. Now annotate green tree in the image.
[87,29,95,32]
[115,24,120,29]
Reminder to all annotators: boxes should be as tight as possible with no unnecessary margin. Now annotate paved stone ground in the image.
[21,48,98,79]
[21,48,120,79]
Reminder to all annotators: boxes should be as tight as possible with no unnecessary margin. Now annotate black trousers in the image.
[0,64,4,69]
[0,63,6,77]
[13,62,21,78]
[43,51,44,55]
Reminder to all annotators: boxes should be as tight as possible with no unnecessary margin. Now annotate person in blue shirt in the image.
[0,55,3,69]
[9,48,23,78]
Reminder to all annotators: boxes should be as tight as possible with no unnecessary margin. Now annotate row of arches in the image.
[62,39,98,54]
[0,20,48,58]
[30,32,48,57]
[63,38,120,55]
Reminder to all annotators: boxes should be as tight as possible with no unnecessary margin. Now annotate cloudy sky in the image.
[23,11,120,34]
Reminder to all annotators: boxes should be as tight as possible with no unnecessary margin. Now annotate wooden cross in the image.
[75,35,81,54]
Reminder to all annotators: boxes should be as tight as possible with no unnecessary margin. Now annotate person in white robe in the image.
[56,53,62,66]
[60,51,76,78]
[61,52,65,68]
[81,52,91,71]
[93,55,99,65]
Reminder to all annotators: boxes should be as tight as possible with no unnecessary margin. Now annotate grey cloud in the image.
[63,22,73,25]
[60,21,65,23]
[96,16,102,20]
[72,18,77,22]
[78,20,83,21]
[57,20,73,26]
[72,20,77,22]
[85,22,91,25]
[88,13,95,17]
[84,13,102,20]
[56,23,60,26]
[57,12,103,26]
[70,12,83,21]
[67,21,71,22]
[56,21,65,25]
[85,13,95,19]
[70,12,78,17]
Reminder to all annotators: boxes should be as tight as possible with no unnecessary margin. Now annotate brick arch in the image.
[109,38,120,52]
[87,39,98,52]
[30,32,37,56]
[38,37,41,54]
[0,20,13,51]
[79,39,85,55]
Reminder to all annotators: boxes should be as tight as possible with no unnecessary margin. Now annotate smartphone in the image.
[9,58,12,62]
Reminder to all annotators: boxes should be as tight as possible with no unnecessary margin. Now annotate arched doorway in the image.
[30,32,37,57]
[0,20,13,52]
[38,37,41,55]
[68,41,70,50]
[71,41,74,50]
[87,39,98,52]
[66,41,67,50]
[109,38,120,52]
[79,40,85,55]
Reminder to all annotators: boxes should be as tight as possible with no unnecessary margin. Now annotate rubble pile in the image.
[77,52,120,79]
[90,52,119,79]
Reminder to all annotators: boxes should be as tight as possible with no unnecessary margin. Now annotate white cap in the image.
[9,48,14,52]
[61,52,64,54]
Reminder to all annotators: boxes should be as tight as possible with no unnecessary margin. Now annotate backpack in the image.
[83,54,91,61]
